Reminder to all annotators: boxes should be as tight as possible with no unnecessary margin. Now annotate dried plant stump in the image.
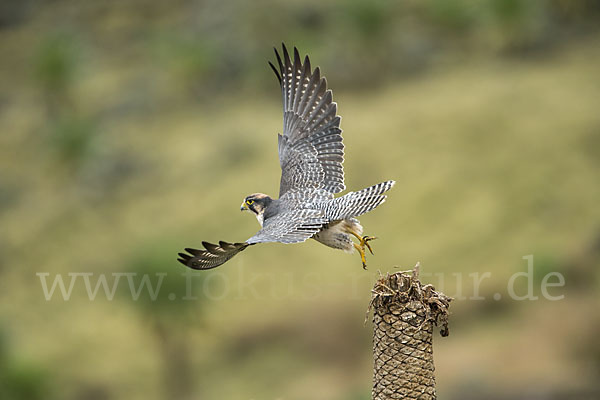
[369,265,452,400]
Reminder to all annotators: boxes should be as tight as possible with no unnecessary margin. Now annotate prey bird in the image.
[178,44,395,270]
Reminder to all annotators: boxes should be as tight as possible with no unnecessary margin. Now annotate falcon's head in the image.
[241,193,273,226]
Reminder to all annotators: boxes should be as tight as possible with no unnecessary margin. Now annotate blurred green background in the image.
[1,0,600,399]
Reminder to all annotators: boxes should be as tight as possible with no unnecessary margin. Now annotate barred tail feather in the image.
[324,180,395,220]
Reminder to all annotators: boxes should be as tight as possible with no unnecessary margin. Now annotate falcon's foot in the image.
[343,224,378,269]
[350,234,377,269]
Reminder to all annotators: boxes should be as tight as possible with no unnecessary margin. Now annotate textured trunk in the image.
[370,265,452,400]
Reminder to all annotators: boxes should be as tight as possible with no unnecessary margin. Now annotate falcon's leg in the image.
[353,243,368,270]
[347,228,377,269]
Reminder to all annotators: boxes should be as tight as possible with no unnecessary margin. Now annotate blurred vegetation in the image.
[0,327,54,400]
[1,0,599,399]
[123,241,207,400]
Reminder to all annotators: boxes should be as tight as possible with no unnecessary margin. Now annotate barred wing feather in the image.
[178,241,250,270]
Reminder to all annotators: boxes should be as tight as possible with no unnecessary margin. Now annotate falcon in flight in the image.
[178,44,394,270]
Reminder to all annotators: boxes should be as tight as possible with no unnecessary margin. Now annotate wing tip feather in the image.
[282,43,291,68]
[268,61,282,84]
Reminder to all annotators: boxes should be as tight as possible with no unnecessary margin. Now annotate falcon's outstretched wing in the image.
[178,208,328,270]
[178,241,251,270]
[270,44,345,198]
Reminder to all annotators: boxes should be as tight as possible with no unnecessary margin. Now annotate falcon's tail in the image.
[324,180,395,220]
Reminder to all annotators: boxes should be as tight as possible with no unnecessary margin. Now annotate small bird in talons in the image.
[178,44,395,271]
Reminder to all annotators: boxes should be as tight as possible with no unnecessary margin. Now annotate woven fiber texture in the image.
[370,265,452,400]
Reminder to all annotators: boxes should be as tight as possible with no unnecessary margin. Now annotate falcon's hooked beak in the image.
[240,202,249,211]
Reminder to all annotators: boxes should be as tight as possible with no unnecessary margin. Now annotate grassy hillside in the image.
[1,3,599,399]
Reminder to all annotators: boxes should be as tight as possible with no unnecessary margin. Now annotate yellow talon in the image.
[363,235,376,255]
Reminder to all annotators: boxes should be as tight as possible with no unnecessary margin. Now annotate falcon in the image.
[178,44,395,270]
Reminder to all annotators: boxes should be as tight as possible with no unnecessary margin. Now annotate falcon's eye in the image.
[246,199,254,205]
